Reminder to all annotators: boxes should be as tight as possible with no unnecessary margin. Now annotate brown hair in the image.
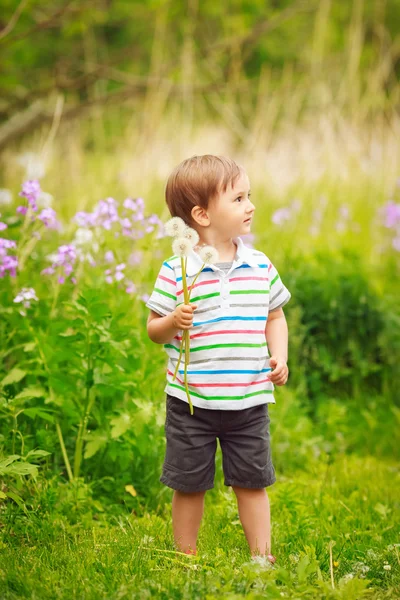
[165,155,245,226]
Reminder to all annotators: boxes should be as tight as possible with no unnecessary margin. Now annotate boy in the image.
[146,155,290,563]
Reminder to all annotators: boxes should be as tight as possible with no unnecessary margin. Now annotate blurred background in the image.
[0,2,400,596]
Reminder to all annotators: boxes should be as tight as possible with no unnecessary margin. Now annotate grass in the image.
[1,454,399,599]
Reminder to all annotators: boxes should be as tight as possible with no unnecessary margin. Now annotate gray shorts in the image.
[160,393,276,493]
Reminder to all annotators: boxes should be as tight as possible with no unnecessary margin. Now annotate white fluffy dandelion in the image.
[182,226,199,247]
[197,245,219,264]
[164,217,186,237]
[172,237,192,257]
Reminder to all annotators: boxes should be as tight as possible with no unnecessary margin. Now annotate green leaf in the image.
[0,455,21,469]
[58,328,77,337]
[1,368,26,386]
[23,342,36,352]
[84,433,108,459]
[0,491,6,500]
[108,340,128,357]
[8,462,39,476]
[23,408,55,422]
[6,492,28,512]
[14,387,46,399]
[25,449,51,460]
[110,414,131,439]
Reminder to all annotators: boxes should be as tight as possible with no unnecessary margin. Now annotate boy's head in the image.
[165,155,253,235]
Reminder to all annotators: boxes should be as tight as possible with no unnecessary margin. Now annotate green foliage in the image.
[282,248,399,408]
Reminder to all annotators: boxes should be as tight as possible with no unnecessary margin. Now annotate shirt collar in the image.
[185,236,259,276]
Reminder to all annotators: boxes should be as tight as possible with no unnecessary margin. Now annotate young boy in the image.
[146,155,291,563]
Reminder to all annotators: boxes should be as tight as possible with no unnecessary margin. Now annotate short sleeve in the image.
[146,261,177,316]
[268,259,291,312]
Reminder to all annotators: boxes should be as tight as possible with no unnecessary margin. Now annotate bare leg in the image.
[232,486,271,556]
[172,490,206,554]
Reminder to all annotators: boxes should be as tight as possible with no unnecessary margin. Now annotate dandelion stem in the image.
[172,336,184,381]
[188,263,205,300]
[179,256,193,413]
[184,330,193,415]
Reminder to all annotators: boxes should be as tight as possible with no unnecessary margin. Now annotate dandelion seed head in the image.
[197,245,219,264]
[182,227,199,247]
[165,217,186,237]
[172,237,192,257]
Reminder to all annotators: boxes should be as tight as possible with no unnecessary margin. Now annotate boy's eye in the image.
[235,194,251,202]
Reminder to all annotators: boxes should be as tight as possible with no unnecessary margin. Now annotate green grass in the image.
[1,454,399,599]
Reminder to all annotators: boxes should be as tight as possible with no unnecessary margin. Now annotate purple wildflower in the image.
[272,207,292,226]
[115,263,126,281]
[0,255,18,278]
[73,197,119,231]
[74,211,97,228]
[104,263,126,284]
[128,250,142,266]
[393,237,400,252]
[382,201,400,229]
[0,214,7,231]
[38,207,60,230]
[41,244,77,283]
[13,287,38,308]
[104,250,115,263]
[0,238,18,278]
[0,238,17,256]
[125,281,137,294]
[19,180,41,212]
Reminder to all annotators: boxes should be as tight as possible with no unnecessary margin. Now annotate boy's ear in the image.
[191,205,210,227]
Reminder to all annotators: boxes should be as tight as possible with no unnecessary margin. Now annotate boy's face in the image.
[207,171,255,238]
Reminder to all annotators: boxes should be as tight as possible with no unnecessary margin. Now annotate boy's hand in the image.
[269,356,289,386]
[172,303,198,330]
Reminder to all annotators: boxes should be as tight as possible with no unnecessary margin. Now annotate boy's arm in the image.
[147,309,180,345]
[265,307,288,363]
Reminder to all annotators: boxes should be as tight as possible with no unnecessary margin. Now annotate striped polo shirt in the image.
[146,236,291,410]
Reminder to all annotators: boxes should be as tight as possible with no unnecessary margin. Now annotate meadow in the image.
[1,2,400,596]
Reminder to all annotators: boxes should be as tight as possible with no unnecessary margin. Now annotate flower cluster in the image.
[37,207,60,230]
[13,287,39,315]
[105,263,126,283]
[17,180,61,231]
[18,179,41,213]
[41,244,77,284]
[74,196,164,240]
[165,217,219,415]
[0,238,18,278]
